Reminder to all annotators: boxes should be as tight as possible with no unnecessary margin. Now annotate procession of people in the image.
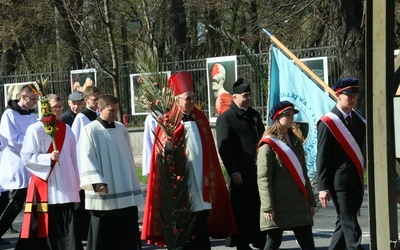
[0,71,366,250]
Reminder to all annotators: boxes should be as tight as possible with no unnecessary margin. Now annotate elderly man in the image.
[141,70,236,249]
[210,63,232,115]
[60,91,85,127]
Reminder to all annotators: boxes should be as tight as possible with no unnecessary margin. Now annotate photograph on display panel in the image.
[70,69,97,93]
[130,71,171,115]
[4,82,40,119]
[300,57,328,84]
[206,55,237,123]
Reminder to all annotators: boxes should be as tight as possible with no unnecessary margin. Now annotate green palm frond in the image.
[28,76,49,98]
[154,134,197,249]
[134,42,196,249]
[134,43,174,114]
[208,25,269,99]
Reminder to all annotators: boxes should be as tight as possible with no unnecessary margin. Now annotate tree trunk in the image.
[205,0,221,55]
[103,0,122,120]
[167,0,187,60]
[53,0,83,70]
[332,0,366,114]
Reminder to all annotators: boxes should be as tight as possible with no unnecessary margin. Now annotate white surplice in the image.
[184,121,211,212]
[0,109,37,190]
[141,114,158,176]
[79,120,144,211]
[20,121,80,204]
[0,133,7,151]
[71,112,91,172]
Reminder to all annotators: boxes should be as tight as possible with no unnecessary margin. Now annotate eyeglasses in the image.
[26,96,39,102]
[178,96,196,102]
[88,98,98,102]
[51,105,64,110]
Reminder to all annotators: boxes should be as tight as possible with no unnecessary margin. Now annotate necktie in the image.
[346,115,353,132]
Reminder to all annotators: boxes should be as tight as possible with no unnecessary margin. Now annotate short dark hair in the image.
[21,84,36,95]
[83,86,102,97]
[98,95,119,109]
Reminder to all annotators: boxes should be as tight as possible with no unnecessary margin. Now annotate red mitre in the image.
[168,71,193,96]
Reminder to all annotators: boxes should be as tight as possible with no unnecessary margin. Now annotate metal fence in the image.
[0,46,339,126]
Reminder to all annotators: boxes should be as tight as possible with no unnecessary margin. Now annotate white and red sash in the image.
[260,135,309,201]
[320,112,364,182]
[21,121,66,239]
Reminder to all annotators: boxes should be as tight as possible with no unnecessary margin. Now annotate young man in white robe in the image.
[79,94,144,250]
[0,84,39,245]
[16,94,82,250]
[70,85,102,241]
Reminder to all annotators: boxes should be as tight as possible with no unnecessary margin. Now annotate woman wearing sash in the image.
[257,101,316,250]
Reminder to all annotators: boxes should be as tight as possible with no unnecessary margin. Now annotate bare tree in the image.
[60,0,124,119]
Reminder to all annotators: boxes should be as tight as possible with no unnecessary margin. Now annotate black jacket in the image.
[316,106,366,192]
[60,109,76,127]
[216,102,265,186]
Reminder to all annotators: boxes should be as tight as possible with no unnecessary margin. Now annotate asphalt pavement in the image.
[0,183,375,250]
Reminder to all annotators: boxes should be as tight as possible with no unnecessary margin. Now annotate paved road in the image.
[0,187,377,250]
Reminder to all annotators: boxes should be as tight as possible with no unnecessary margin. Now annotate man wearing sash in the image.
[317,78,366,250]
[257,101,316,250]
[16,94,82,250]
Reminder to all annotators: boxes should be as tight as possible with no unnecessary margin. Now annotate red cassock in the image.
[141,107,237,245]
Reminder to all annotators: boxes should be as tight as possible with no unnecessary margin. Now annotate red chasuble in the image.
[21,121,66,238]
[141,107,237,244]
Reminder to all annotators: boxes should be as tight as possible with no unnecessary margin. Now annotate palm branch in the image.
[135,43,197,249]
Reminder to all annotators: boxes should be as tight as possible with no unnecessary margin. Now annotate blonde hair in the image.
[46,94,61,102]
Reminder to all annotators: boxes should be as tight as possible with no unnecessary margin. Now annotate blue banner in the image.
[268,45,336,178]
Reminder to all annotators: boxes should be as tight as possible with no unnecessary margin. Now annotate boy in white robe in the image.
[16,94,82,250]
[79,95,144,250]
